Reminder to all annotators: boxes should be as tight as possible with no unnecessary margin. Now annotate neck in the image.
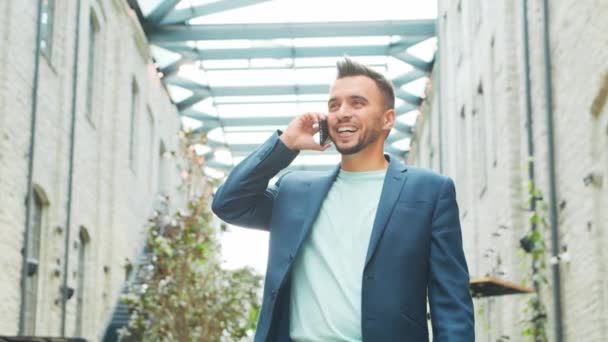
[340,144,388,172]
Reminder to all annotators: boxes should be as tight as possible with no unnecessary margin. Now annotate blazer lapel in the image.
[364,156,409,268]
[292,165,341,255]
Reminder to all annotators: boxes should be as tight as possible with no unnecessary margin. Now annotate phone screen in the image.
[319,119,329,145]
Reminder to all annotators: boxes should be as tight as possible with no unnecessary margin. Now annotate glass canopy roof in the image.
[131,0,437,179]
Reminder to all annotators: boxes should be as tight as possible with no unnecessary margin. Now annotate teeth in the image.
[338,127,356,133]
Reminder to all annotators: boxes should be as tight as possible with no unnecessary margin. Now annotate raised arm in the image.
[428,177,475,341]
[211,113,330,230]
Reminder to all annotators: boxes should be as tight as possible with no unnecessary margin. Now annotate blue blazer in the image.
[212,132,474,341]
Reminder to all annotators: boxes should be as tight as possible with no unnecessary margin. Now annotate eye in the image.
[328,103,339,111]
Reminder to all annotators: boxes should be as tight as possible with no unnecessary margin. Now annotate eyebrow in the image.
[327,95,369,105]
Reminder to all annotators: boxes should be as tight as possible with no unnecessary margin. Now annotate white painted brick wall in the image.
[0,0,183,339]
[411,0,608,340]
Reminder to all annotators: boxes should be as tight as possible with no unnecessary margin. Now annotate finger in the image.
[320,142,332,151]
[310,112,323,124]
[308,140,332,152]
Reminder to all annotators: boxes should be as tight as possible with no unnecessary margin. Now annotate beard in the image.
[332,127,383,155]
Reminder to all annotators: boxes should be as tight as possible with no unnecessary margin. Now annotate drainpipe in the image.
[521,0,543,334]
[61,0,82,335]
[540,0,564,341]
[436,52,443,173]
[19,0,44,334]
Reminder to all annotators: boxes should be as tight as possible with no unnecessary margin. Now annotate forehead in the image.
[329,75,382,100]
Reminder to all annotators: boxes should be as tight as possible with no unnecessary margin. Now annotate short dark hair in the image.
[336,58,395,110]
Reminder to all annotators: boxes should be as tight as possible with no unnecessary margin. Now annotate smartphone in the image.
[318,119,329,145]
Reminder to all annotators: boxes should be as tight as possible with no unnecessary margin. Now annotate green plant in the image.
[118,130,262,341]
[518,180,549,342]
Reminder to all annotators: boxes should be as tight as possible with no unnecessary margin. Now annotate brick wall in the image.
[410,0,608,340]
[0,0,182,339]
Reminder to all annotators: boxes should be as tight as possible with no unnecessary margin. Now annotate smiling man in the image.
[212,58,474,341]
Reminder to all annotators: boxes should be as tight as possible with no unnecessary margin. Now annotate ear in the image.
[383,108,396,131]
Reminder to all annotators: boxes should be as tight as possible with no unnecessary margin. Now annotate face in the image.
[327,76,394,155]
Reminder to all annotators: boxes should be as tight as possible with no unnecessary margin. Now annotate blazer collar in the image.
[293,154,409,266]
[364,155,409,267]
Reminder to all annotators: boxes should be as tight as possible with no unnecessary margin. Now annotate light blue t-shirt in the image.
[289,168,387,342]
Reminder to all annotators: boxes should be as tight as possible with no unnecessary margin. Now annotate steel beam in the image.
[181,108,217,121]
[213,143,406,162]
[391,51,433,72]
[146,0,181,24]
[174,83,422,104]
[165,76,210,93]
[392,69,427,87]
[208,131,409,153]
[393,120,413,134]
[176,92,209,111]
[396,103,417,115]
[211,84,329,97]
[213,99,324,105]
[161,0,274,25]
[395,89,423,106]
[148,19,436,42]
[160,44,392,60]
[221,116,294,126]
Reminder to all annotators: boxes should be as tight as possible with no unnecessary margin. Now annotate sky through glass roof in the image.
[138,0,437,175]
[134,0,437,274]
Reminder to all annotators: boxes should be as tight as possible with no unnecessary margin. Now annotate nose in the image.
[335,103,353,121]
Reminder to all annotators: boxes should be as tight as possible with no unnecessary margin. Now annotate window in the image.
[473,81,488,197]
[147,107,156,190]
[85,12,100,118]
[157,140,169,212]
[75,227,90,337]
[129,79,139,171]
[489,37,498,166]
[39,0,55,59]
[24,187,46,334]
[457,105,469,208]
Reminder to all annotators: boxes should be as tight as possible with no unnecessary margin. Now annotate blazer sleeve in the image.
[428,176,475,341]
[211,131,299,230]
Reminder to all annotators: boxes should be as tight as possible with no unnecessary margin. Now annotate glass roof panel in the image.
[216,103,299,117]
[181,116,203,131]
[399,77,429,97]
[150,45,182,69]
[174,0,217,10]
[137,0,164,16]
[391,138,412,151]
[207,127,226,143]
[188,0,437,24]
[223,126,282,133]
[213,148,233,165]
[166,85,193,103]
[201,59,252,70]
[191,98,219,116]
[224,132,279,145]
[407,37,438,62]
[205,69,296,87]
[140,0,436,175]
[396,110,419,126]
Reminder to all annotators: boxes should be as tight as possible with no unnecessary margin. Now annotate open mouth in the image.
[336,126,357,138]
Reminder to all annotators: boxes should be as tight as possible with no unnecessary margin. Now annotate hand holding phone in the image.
[318,119,329,145]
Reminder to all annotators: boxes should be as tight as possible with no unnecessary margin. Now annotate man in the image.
[212,58,474,341]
